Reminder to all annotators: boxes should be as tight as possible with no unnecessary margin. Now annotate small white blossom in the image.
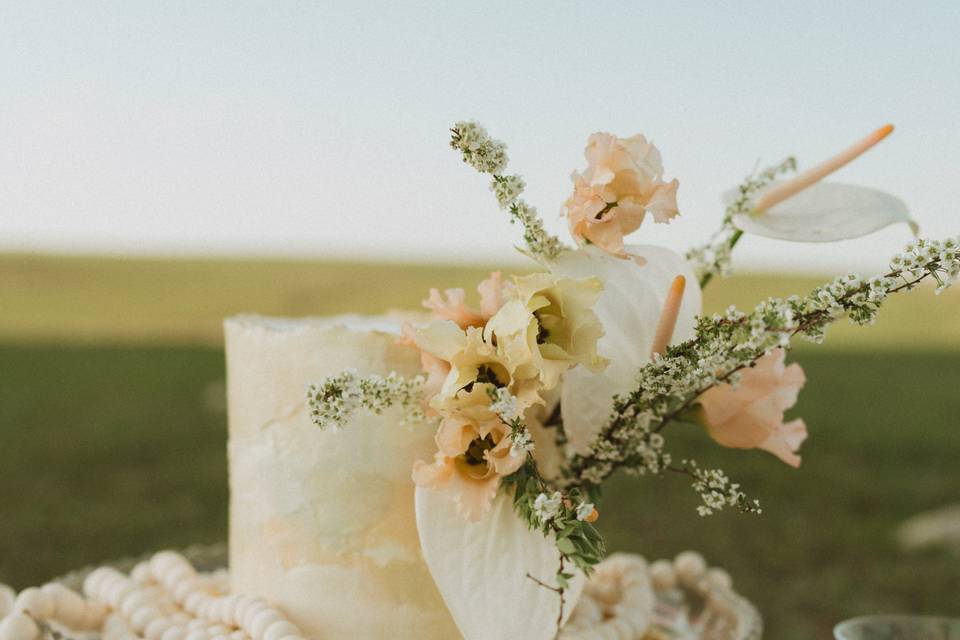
[532,491,563,524]
[491,174,525,209]
[575,501,596,521]
[306,369,425,430]
[488,387,520,421]
[450,121,508,174]
[509,427,535,456]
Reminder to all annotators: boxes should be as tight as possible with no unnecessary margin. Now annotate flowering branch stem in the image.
[699,229,742,288]
[525,572,562,593]
[687,158,797,287]
[450,121,567,259]
[555,555,566,638]
[566,238,959,510]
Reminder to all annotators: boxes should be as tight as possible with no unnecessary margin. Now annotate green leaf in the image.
[556,537,576,555]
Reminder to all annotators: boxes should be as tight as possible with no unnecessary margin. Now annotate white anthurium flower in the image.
[732,124,918,242]
[415,488,585,640]
[731,181,916,242]
[549,244,702,455]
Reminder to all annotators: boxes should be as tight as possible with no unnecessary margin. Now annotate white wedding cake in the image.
[224,315,460,639]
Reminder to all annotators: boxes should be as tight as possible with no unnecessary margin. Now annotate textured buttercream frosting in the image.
[225,314,459,639]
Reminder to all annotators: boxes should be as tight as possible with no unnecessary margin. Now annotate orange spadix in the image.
[650,275,686,357]
[754,124,894,214]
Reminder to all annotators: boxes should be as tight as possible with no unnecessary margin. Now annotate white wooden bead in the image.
[75,599,109,630]
[183,592,207,614]
[13,588,52,621]
[213,598,232,624]
[0,585,15,619]
[673,551,707,587]
[132,562,154,585]
[249,609,283,639]
[172,579,197,603]
[161,570,190,592]
[0,612,39,640]
[120,590,152,617]
[107,582,136,608]
[131,605,163,631]
[43,584,86,628]
[145,616,175,640]
[161,627,188,640]
[103,613,130,633]
[150,552,182,576]
[226,594,250,625]
[240,603,270,630]
[705,567,733,591]
[83,568,111,598]
[196,598,215,620]
[263,620,298,640]
[219,598,236,623]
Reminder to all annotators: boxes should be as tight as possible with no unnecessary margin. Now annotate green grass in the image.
[1,253,959,638]
[2,253,958,348]
[1,344,957,638]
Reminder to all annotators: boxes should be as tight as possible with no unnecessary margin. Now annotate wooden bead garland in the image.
[0,552,305,640]
[561,551,748,640]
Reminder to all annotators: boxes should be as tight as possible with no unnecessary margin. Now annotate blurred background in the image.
[1,2,958,639]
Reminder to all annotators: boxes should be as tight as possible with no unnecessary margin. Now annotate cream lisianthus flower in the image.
[697,349,808,467]
[484,273,607,390]
[564,132,679,258]
[414,320,541,409]
[412,385,526,521]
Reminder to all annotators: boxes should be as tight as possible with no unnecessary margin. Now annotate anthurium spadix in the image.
[731,124,918,242]
[415,488,585,640]
[549,245,702,455]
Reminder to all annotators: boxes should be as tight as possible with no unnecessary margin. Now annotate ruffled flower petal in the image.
[698,349,808,467]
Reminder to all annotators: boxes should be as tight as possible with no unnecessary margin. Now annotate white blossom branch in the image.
[306,369,426,430]
[567,237,960,505]
[686,157,797,287]
[450,121,567,259]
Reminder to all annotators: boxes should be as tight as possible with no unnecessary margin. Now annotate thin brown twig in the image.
[555,555,566,639]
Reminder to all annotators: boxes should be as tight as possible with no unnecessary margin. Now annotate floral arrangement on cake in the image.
[305,121,958,639]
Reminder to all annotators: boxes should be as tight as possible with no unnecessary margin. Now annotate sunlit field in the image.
[1,253,958,639]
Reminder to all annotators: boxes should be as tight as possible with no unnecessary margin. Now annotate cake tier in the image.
[225,314,459,639]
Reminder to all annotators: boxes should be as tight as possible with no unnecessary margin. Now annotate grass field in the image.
[1,253,959,639]
[2,252,959,348]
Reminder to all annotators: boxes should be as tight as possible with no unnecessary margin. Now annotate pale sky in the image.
[2,1,958,272]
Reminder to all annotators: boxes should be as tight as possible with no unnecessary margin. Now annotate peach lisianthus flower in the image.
[422,272,505,329]
[564,133,679,258]
[484,273,607,390]
[412,385,526,521]
[697,349,808,468]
